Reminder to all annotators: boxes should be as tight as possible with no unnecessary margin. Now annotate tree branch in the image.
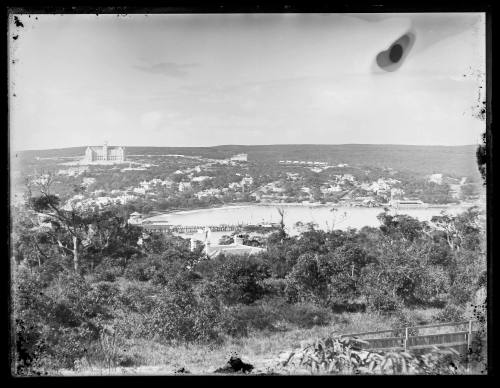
[57,239,74,254]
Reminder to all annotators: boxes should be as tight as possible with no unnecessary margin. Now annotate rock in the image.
[214,356,254,374]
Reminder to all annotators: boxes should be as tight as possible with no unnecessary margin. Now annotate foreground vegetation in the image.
[12,176,487,375]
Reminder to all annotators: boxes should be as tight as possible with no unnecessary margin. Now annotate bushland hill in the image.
[15,144,480,179]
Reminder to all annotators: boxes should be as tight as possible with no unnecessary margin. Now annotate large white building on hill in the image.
[84,142,125,162]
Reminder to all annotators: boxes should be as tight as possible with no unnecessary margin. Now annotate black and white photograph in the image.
[8,9,489,376]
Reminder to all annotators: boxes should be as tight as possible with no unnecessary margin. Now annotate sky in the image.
[8,13,486,151]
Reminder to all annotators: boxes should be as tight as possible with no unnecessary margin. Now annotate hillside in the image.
[14,144,481,179]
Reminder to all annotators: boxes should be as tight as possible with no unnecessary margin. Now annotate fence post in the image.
[466,320,473,372]
[404,327,409,351]
[467,320,473,350]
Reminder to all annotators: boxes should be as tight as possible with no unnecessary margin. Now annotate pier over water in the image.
[142,223,246,234]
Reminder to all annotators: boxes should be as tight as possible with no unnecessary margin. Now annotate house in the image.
[241,176,254,186]
[390,199,424,208]
[230,153,248,162]
[196,188,222,199]
[85,142,125,162]
[139,181,151,190]
[428,173,443,184]
[133,187,146,195]
[250,192,262,201]
[128,212,144,225]
[390,188,405,199]
[178,182,192,192]
[192,176,212,182]
[342,174,355,182]
[321,185,342,194]
[203,235,265,259]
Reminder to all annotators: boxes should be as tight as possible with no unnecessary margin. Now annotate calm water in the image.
[144,203,476,243]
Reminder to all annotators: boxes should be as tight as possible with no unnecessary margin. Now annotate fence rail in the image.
[341,320,476,353]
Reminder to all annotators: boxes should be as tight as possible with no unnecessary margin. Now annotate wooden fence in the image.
[340,320,477,353]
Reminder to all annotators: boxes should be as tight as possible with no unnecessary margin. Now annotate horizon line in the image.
[13,143,480,153]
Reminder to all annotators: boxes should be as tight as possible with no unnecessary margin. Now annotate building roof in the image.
[87,146,124,151]
[205,243,265,259]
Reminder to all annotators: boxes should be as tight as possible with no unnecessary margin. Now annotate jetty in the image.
[142,223,245,234]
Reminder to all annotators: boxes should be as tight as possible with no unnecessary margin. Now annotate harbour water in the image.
[143,203,480,243]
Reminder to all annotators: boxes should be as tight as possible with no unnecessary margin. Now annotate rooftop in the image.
[205,243,265,259]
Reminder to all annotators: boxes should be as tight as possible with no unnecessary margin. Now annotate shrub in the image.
[119,282,159,314]
[217,308,250,338]
[14,269,54,375]
[213,255,270,305]
[366,290,404,314]
[412,266,450,306]
[14,318,49,376]
[13,269,126,373]
[284,253,332,304]
[94,262,123,282]
[448,280,475,307]
[434,304,465,323]
[223,304,277,333]
[42,325,96,369]
[142,278,222,344]
[281,302,331,329]
[218,298,332,337]
[391,310,428,337]
[38,257,67,283]
[123,258,151,281]
[123,254,191,286]
[262,277,287,297]
[289,335,468,374]
[89,281,121,309]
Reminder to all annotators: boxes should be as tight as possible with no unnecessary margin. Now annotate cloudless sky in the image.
[9,13,485,151]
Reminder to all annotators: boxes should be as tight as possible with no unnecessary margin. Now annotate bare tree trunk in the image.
[276,207,286,241]
[73,236,79,272]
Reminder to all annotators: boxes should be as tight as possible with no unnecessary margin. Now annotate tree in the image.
[285,253,332,304]
[476,132,487,184]
[25,173,91,273]
[213,255,270,305]
[359,234,431,307]
[24,173,142,273]
[430,207,482,252]
[377,211,430,243]
[11,207,59,269]
[326,207,348,231]
[276,207,287,241]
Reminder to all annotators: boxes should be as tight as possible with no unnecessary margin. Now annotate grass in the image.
[57,310,408,375]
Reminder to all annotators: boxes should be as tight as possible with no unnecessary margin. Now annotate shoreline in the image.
[143,201,480,221]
